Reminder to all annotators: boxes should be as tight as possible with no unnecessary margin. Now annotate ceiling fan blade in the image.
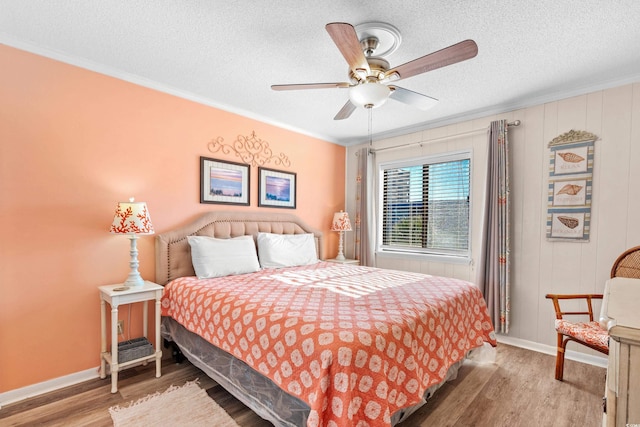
[271,82,350,91]
[388,86,438,110]
[385,39,478,81]
[326,22,370,77]
[333,100,356,120]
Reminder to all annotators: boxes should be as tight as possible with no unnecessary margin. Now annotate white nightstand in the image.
[99,281,163,393]
[326,258,359,265]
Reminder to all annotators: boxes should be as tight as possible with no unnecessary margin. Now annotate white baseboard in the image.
[496,334,608,369]
[0,335,608,409]
[0,367,100,409]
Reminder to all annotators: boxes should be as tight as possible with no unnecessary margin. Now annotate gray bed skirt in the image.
[162,317,466,426]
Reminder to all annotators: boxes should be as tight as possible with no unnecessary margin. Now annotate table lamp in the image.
[330,210,352,261]
[109,197,154,287]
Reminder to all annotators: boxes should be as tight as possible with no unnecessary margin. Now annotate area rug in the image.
[109,379,240,427]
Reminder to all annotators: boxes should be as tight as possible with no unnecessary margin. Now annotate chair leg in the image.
[555,334,567,381]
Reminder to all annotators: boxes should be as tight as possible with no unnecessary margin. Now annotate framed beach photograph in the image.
[258,167,296,209]
[200,157,250,205]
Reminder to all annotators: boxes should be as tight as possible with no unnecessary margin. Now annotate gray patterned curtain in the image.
[355,147,376,266]
[476,120,511,334]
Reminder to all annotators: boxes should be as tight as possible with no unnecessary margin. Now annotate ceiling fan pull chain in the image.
[368,107,373,147]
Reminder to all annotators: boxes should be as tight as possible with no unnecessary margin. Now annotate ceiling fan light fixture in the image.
[349,83,390,109]
[273,22,477,120]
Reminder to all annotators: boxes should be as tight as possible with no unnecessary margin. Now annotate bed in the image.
[156,211,496,427]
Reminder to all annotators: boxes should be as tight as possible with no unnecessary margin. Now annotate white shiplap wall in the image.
[345,82,640,358]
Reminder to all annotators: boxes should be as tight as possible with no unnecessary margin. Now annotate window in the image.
[379,151,471,258]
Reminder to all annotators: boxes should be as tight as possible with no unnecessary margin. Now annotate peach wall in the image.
[0,45,345,392]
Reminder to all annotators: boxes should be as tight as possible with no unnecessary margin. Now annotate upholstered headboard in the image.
[155,211,324,285]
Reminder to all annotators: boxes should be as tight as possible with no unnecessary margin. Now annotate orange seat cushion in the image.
[555,320,609,350]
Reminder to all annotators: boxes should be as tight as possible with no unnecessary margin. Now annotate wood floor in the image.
[0,343,606,426]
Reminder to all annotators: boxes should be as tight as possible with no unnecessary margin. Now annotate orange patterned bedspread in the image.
[161,262,496,427]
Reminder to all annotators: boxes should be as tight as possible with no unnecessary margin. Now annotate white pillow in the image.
[187,235,260,279]
[257,232,318,268]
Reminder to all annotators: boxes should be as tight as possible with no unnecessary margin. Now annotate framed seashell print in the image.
[549,211,588,239]
[550,178,589,207]
[546,130,598,241]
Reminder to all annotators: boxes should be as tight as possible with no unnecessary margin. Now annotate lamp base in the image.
[124,234,145,286]
[336,231,346,261]
[123,273,145,287]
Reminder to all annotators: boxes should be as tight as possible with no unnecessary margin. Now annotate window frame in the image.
[377,150,473,261]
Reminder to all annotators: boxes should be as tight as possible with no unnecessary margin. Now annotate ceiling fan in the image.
[271,22,478,120]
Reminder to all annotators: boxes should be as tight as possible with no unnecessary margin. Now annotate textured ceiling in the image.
[2,1,640,145]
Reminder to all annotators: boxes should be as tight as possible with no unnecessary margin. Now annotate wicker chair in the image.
[545,246,640,380]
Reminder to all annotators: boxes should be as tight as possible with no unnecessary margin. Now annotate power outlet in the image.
[117,320,124,335]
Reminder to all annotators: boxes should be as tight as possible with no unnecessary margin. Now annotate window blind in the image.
[380,154,470,256]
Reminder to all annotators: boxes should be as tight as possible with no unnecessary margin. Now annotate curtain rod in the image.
[369,120,521,154]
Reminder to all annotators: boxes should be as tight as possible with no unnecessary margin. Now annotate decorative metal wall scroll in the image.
[546,130,598,241]
[207,131,291,168]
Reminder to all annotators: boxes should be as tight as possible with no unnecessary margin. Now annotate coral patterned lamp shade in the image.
[110,198,154,287]
[110,198,154,235]
[330,211,352,261]
[330,211,352,232]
